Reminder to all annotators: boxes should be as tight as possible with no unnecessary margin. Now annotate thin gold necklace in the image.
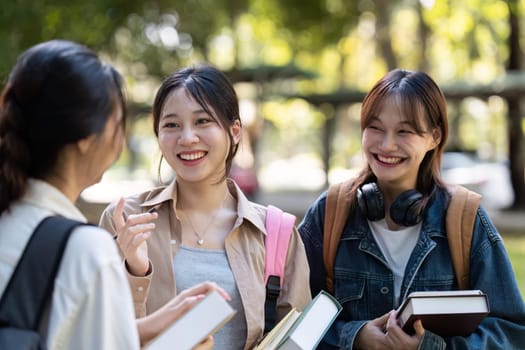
[182,191,229,245]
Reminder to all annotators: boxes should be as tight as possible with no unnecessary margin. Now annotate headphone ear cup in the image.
[390,190,424,226]
[357,183,385,221]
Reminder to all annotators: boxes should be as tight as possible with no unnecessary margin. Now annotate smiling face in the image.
[157,88,241,185]
[362,96,440,191]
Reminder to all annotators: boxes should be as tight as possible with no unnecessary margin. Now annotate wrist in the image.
[125,259,151,276]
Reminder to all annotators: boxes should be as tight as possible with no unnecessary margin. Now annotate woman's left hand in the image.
[384,310,424,349]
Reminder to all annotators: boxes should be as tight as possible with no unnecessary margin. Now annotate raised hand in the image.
[113,197,158,276]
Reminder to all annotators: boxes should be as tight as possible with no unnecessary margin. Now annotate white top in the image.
[0,179,139,350]
[369,219,421,306]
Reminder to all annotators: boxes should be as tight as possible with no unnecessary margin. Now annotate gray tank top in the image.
[174,246,247,349]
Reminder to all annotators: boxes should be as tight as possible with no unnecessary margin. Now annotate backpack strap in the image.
[446,185,482,290]
[264,205,296,333]
[0,216,85,330]
[324,180,354,293]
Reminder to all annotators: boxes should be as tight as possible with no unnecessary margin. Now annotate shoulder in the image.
[64,225,121,267]
[52,225,124,301]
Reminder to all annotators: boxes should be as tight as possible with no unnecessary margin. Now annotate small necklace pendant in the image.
[197,239,204,245]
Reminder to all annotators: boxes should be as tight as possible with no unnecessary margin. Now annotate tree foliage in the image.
[2,0,524,208]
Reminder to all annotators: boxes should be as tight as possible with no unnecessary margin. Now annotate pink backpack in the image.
[264,205,296,332]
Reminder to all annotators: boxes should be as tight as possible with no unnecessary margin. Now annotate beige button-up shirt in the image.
[99,179,311,349]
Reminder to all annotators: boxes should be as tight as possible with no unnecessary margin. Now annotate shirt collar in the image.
[141,179,267,234]
[23,179,88,223]
[141,180,176,209]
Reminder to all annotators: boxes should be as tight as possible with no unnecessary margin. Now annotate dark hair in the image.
[349,69,448,209]
[0,39,126,214]
[152,64,241,180]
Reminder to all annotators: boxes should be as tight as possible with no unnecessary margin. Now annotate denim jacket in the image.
[299,186,525,349]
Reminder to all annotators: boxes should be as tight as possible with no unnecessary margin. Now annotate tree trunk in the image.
[416,1,430,72]
[506,0,525,209]
[375,0,397,70]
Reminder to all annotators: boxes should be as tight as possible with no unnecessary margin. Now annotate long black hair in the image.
[0,39,126,214]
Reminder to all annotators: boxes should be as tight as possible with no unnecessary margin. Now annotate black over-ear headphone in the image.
[356,182,424,226]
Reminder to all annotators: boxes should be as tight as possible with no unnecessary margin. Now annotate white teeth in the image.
[378,155,402,164]
[179,152,205,160]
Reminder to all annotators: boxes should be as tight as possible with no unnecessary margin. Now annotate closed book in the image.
[396,290,490,337]
[144,290,236,350]
[255,290,342,350]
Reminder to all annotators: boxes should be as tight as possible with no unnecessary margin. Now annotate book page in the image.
[285,292,341,349]
[254,308,301,350]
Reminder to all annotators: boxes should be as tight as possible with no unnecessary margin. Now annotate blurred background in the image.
[2,0,525,292]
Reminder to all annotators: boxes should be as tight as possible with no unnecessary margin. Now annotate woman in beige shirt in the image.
[100,64,311,349]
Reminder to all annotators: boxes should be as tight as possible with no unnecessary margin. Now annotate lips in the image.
[376,154,404,165]
[178,151,206,161]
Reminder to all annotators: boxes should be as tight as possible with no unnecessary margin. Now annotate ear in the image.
[230,119,242,145]
[431,128,442,148]
[76,134,97,155]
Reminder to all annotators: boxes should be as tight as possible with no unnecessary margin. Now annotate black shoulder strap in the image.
[0,216,84,330]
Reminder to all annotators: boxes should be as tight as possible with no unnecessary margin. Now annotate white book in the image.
[255,291,342,350]
[145,290,236,350]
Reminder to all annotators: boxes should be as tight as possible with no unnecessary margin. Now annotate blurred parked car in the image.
[441,152,513,210]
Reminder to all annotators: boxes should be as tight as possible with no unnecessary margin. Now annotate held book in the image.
[396,290,489,337]
[255,290,342,350]
[145,289,236,350]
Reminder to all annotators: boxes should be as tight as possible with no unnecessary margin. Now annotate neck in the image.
[175,180,230,212]
[44,173,82,203]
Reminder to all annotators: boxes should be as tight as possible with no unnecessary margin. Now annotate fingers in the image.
[370,311,390,330]
[385,310,400,334]
[193,335,214,350]
[413,319,425,337]
[113,197,126,229]
[179,281,232,301]
[113,199,158,231]
[113,200,157,249]
[384,311,424,349]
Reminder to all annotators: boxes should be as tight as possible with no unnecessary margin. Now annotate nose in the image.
[178,126,199,145]
[378,132,397,151]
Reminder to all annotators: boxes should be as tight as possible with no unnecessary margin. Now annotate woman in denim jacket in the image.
[299,69,525,349]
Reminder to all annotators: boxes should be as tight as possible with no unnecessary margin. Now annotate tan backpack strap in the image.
[324,180,353,293]
[446,185,482,290]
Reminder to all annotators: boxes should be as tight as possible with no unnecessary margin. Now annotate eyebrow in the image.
[161,108,208,119]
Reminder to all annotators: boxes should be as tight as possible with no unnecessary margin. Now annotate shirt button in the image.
[137,286,144,292]
[380,287,389,294]
[170,239,176,245]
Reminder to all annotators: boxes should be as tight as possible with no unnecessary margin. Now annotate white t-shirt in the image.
[369,219,421,306]
[0,179,139,350]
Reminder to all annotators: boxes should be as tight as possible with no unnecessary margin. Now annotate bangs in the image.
[393,94,430,134]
